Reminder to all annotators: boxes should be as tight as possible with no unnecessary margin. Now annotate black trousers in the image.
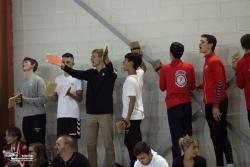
[167,102,192,160]
[22,114,46,145]
[124,120,142,167]
[205,98,233,166]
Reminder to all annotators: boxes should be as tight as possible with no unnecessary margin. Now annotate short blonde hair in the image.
[92,49,104,58]
[179,135,196,151]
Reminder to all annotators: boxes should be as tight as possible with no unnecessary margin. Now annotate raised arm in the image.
[103,52,117,80]
[153,59,163,75]
[159,66,167,91]
[62,65,90,81]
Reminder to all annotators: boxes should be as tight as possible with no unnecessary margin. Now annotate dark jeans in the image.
[124,120,142,167]
[22,114,46,145]
[167,102,192,160]
[205,98,233,166]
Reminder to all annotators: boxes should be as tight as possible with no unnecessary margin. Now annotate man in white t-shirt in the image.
[119,52,145,167]
[54,53,83,139]
[134,141,169,167]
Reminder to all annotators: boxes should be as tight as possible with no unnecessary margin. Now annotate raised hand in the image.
[103,46,110,64]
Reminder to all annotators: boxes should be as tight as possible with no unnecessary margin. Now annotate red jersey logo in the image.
[175,70,187,87]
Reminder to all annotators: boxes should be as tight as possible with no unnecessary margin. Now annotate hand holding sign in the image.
[232,52,241,70]
[115,119,131,133]
[102,45,110,64]
[44,81,57,96]
[153,59,163,74]
[8,94,19,109]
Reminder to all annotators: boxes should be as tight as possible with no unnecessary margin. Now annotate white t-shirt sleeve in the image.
[161,161,169,167]
[75,79,83,91]
[156,157,169,167]
[126,78,137,97]
[134,160,140,167]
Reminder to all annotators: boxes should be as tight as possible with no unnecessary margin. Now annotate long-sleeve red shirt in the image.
[159,59,195,109]
[200,52,227,108]
[235,52,250,110]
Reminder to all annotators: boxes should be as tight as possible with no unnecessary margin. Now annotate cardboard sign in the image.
[46,53,62,65]
[115,119,131,133]
[232,52,241,62]
[44,81,57,96]
[8,95,18,109]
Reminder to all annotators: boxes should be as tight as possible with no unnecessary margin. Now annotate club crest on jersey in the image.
[175,70,187,87]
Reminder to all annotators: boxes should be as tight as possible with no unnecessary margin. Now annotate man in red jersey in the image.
[159,42,195,160]
[198,34,234,167]
[233,34,250,126]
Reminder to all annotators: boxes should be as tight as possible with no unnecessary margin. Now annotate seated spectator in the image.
[172,135,206,167]
[53,135,90,167]
[5,161,21,167]
[3,127,28,165]
[28,143,48,167]
[133,141,169,167]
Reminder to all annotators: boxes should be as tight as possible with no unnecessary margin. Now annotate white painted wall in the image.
[12,0,250,166]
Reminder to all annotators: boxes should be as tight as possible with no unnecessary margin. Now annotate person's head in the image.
[199,34,217,54]
[28,143,48,167]
[62,53,75,68]
[192,139,200,156]
[240,34,250,51]
[5,161,21,167]
[179,135,199,158]
[170,42,184,59]
[29,143,47,160]
[22,57,38,72]
[123,52,142,71]
[133,141,153,165]
[54,135,77,156]
[5,127,22,145]
[91,49,105,67]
